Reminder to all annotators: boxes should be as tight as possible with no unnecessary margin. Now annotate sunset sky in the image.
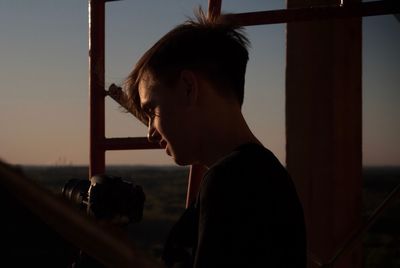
[1,1,399,166]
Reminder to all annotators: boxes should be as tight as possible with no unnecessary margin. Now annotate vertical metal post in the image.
[286,0,362,267]
[89,0,106,178]
[208,0,222,18]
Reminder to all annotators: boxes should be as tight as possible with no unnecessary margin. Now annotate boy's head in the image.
[124,9,250,125]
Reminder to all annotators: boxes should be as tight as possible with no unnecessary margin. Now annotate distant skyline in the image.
[1,1,399,166]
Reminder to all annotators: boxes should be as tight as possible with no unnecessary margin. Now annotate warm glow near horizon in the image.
[1,1,399,167]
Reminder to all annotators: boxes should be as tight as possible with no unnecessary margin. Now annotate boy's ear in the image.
[180,70,199,106]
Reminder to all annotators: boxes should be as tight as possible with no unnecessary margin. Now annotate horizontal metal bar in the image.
[222,1,400,26]
[0,161,158,268]
[104,137,161,150]
[107,87,160,151]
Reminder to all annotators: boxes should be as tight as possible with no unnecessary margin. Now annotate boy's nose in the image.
[147,121,160,143]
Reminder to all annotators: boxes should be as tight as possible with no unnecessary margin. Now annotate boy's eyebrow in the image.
[140,100,154,112]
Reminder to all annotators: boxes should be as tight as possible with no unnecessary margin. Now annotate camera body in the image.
[62,174,145,223]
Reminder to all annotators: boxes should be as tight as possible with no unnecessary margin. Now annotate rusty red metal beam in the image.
[286,1,363,267]
[222,1,400,26]
[89,0,106,178]
[104,137,161,151]
[208,0,221,18]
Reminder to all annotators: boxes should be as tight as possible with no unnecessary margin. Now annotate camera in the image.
[62,174,145,223]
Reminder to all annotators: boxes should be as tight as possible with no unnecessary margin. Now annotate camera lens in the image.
[62,178,90,208]
[61,176,145,223]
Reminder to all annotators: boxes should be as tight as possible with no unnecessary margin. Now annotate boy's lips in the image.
[159,140,167,148]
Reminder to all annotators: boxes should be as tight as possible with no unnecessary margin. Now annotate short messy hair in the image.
[123,9,250,125]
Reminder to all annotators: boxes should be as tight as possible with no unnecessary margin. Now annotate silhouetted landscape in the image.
[5,165,400,267]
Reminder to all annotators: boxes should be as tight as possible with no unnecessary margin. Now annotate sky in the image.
[0,0,399,167]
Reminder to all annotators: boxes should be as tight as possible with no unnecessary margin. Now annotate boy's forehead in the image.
[138,80,151,106]
[138,73,154,95]
[138,73,160,105]
[138,72,154,91]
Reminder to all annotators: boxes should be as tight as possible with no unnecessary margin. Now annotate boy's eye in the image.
[145,108,157,120]
[147,108,154,116]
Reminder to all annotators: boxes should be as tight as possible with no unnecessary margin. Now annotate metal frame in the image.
[89,0,161,179]
[222,1,400,26]
[89,0,400,266]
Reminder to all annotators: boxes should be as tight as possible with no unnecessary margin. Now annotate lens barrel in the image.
[61,178,90,209]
